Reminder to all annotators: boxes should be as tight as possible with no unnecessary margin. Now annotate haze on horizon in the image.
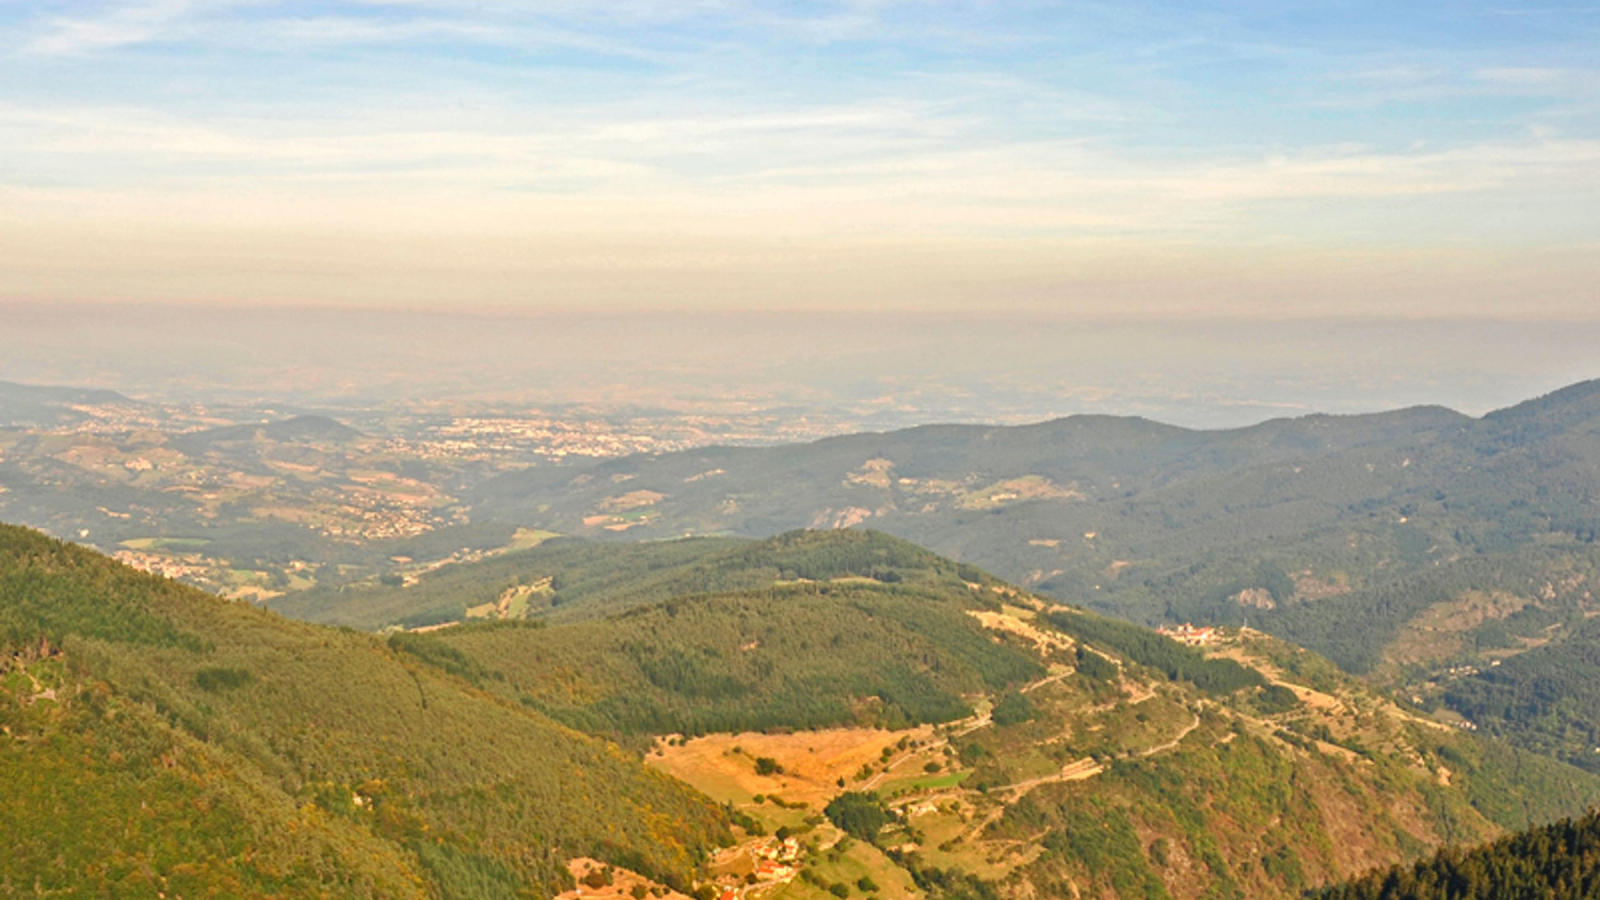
[1,1,1597,318]
[4,304,1599,432]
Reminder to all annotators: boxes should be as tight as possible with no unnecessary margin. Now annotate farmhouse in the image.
[1157,623,1216,646]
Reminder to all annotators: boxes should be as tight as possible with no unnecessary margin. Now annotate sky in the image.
[1,1,1597,317]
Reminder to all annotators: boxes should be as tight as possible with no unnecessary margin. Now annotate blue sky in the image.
[1,1,1596,315]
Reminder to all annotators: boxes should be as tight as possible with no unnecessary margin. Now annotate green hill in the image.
[288,530,1049,739]
[269,529,996,631]
[0,523,729,899]
[414,580,1043,739]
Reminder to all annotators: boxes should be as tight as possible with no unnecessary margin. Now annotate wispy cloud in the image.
[0,1,1596,313]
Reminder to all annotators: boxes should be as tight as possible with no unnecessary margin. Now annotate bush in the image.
[194,666,253,692]
[991,691,1036,727]
[824,792,890,841]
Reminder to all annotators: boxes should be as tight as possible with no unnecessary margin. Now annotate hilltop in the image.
[269,529,995,630]
[174,414,365,449]
[0,379,143,427]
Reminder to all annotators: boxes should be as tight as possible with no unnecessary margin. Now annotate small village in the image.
[111,549,222,582]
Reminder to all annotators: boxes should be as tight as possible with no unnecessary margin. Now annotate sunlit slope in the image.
[619,596,1600,900]
[0,522,729,899]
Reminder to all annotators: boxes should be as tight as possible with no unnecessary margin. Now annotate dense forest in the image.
[1443,615,1600,772]
[1318,809,1600,900]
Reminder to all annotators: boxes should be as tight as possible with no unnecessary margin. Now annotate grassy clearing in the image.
[772,837,922,900]
[508,528,561,550]
[119,537,212,550]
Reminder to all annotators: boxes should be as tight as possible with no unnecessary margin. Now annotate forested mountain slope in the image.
[1317,809,1600,900]
[471,403,1472,550]
[0,523,730,899]
[469,383,1600,629]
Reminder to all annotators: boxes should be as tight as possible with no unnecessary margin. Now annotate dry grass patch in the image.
[966,609,1075,656]
[557,858,692,900]
[650,727,934,808]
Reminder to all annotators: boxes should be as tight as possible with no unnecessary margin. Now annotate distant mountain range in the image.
[173,414,365,449]
[461,379,1600,767]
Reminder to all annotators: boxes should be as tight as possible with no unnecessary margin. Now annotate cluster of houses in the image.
[1157,623,1217,646]
[714,836,800,900]
[753,836,799,881]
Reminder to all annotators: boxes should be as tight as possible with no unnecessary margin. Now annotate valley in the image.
[7,0,1594,893]
[0,380,869,602]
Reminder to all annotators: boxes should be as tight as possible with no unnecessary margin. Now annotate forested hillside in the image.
[0,523,730,899]
[619,592,1600,900]
[420,581,1043,738]
[1317,809,1600,900]
[299,528,1600,900]
[1440,614,1600,771]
